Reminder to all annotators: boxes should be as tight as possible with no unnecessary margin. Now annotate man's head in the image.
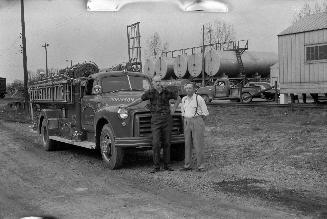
[184,82,195,97]
[152,76,162,90]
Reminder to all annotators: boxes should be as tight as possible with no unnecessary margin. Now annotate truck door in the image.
[81,79,96,132]
[214,80,229,97]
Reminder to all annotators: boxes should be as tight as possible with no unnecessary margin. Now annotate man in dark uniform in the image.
[122,76,181,173]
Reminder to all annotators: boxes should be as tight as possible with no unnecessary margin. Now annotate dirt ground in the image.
[0,99,327,218]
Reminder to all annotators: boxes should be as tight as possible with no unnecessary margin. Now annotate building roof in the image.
[278,12,327,36]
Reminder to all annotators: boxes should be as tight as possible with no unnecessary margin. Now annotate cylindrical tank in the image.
[205,50,221,77]
[154,57,174,80]
[187,53,202,78]
[143,58,155,78]
[173,55,188,78]
[216,51,278,78]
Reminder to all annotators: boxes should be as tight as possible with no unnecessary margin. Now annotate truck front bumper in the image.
[115,134,185,148]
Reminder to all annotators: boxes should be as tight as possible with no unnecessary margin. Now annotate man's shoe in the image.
[196,168,205,172]
[163,166,174,171]
[179,167,192,171]
[150,168,160,173]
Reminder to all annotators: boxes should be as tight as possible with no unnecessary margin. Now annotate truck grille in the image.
[134,113,183,137]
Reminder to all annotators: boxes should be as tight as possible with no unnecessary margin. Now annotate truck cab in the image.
[196,78,260,103]
[29,71,184,169]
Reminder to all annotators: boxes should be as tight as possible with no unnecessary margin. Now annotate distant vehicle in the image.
[29,71,185,169]
[245,82,279,101]
[196,78,261,103]
[0,77,6,98]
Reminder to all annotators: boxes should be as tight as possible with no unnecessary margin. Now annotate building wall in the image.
[278,29,327,93]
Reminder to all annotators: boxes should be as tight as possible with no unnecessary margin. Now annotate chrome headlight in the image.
[117,108,129,119]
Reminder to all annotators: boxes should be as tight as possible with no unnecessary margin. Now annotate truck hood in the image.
[95,91,150,112]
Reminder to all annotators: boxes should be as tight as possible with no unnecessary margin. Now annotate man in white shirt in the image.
[180,82,209,171]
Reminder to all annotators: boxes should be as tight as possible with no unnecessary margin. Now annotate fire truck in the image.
[29,70,185,169]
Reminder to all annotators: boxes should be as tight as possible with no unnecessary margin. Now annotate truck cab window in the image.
[85,79,94,95]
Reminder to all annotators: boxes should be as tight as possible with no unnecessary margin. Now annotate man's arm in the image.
[198,96,209,120]
[171,96,182,114]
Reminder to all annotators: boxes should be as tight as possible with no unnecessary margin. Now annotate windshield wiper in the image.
[130,88,144,91]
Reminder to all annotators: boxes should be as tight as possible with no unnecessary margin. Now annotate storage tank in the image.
[187,53,202,78]
[173,55,188,78]
[216,51,278,78]
[205,50,221,77]
[143,58,155,78]
[154,57,175,80]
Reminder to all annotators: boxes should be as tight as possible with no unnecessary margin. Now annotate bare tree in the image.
[144,32,169,59]
[293,0,327,23]
[204,20,236,45]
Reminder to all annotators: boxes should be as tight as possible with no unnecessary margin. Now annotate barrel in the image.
[187,53,202,78]
[143,58,155,78]
[154,57,174,80]
[173,55,188,78]
[216,51,278,78]
[205,50,221,77]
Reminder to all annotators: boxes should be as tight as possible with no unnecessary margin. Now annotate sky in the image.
[0,0,310,83]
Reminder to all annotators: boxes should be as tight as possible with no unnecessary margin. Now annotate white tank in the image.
[205,50,221,77]
[187,53,202,78]
[173,55,188,78]
[154,57,174,80]
[143,58,155,78]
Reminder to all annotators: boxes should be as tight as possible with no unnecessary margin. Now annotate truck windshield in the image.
[101,75,150,93]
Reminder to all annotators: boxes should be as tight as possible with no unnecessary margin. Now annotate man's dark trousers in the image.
[151,113,172,169]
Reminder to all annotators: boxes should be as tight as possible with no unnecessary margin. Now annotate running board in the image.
[49,136,96,149]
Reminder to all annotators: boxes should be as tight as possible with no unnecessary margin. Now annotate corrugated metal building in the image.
[278,12,327,103]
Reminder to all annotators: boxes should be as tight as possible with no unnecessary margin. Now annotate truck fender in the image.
[94,115,116,150]
[38,109,62,134]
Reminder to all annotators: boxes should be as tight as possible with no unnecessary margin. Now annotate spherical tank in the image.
[187,53,202,78]
[143,58,155,78]
[154,57,175,80]
[173,55,188,78]
[205,50,221,77]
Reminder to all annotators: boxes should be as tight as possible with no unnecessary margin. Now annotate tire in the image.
[170,143,185,161]
[100,124,124,169]
[241,92,253,103]
[201,95,210,103]
[41,120,56,151]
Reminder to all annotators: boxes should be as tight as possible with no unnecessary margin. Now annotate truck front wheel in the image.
[100,124,124,169]
[241,92,253,103]
[41,121,56,151]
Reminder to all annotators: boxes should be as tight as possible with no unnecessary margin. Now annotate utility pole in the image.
[20,0,29,107]
[66,59,73,67]
[42,42,49,76]
[202,25,205,87]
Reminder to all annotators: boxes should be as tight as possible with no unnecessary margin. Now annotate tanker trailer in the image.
[206,51,278,78]
[154,56,175,80]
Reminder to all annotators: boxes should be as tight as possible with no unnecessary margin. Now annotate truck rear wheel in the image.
[100,124,124,169]
[241,92,253,103]
[170,143,185,161]
[41,121,56,151]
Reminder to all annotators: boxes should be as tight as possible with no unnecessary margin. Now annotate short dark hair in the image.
[184,81,195,88]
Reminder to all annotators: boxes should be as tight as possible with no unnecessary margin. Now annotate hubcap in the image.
[101,134,112,158]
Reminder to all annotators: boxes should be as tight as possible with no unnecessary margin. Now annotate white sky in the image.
[0,0,308,82]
